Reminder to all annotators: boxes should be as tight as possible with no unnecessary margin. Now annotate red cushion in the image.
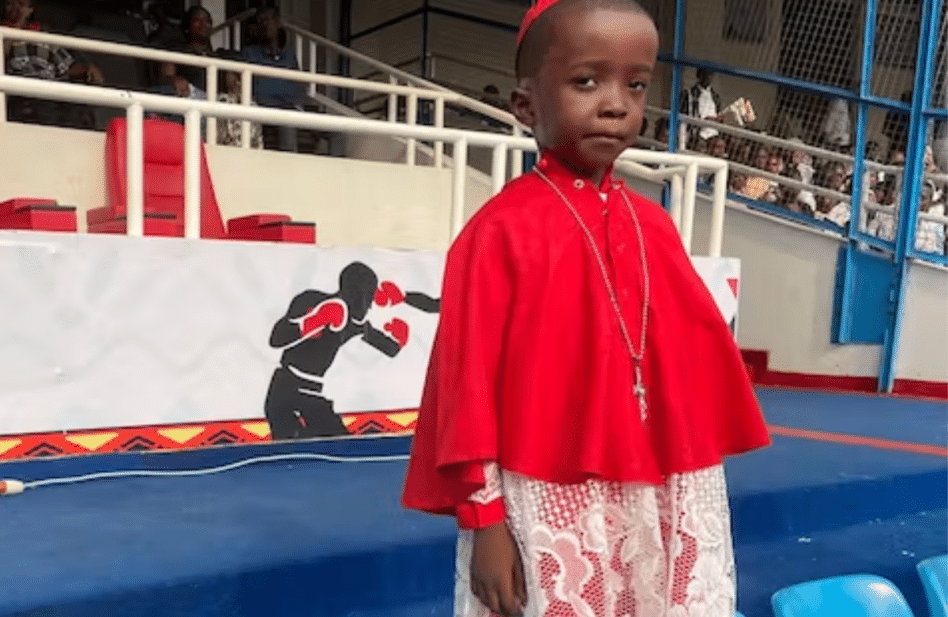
[228,220,316,244]
[0,197,57,216]
[0,206,77,232]
[226,214,292,234]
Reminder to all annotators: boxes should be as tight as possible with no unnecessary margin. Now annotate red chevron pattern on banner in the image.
[0,412,419,461]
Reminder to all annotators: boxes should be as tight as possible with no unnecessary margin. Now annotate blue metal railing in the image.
[348,0,945,393]
[878,0,945,392]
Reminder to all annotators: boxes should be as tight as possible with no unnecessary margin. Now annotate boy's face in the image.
[513,7,658,184]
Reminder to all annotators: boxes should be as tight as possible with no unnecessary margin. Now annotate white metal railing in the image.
[648,108,948,227]
[0,26,496,163]
[0,72,727,255]
[212,15,528,172]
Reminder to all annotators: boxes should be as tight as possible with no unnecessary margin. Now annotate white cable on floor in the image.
[0,451,410,495]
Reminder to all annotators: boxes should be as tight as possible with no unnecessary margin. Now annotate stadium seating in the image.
[87,118,315,243]
[918,556,948,617]
[771,574,915,617]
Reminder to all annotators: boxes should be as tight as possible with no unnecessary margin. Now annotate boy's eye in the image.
[573,76,597,88]
[629,81,649,92]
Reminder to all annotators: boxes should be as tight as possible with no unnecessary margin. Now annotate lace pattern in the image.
[455,465,735,617]
[469,461,503,505]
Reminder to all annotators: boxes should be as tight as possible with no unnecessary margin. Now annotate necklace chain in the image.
[533,168,650,421]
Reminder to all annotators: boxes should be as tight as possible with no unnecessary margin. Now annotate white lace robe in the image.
[455,463,736,617]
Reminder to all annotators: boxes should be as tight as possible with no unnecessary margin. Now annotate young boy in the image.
[402,1,770,616]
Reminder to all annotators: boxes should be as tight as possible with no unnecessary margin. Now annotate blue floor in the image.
[0,388,945,617]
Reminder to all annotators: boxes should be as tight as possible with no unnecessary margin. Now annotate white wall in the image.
[686,191,947,383]
[0,122,457,251]
[899,261,948,382]
[0,123,103,227]
[206,141,454,250]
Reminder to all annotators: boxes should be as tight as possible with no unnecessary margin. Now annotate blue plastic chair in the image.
[918,555,948,617]
[771,574,914,617]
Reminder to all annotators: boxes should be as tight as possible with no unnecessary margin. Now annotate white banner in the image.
[0,232,740,440]
[0,232,442,436]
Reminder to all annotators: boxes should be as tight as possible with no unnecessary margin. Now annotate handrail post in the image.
[406,93,417,166]
[295,33,303,75]
[669,174,683,229]
[205,65,217,143]
[388,76,398,123]
[433,97,445,168]
[511,126,524,177]
[233,21,242,51]
[126,103,144,237]
[0,31,5,123]
[309,40,318,98]
[184,108,202,239]
[241,68,252,149]
[491,144,507,195]
[680,162,698,253]
[451,138,468,241]
[709,164,727,258]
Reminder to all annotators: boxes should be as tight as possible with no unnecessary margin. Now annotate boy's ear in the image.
[510,82,535,128]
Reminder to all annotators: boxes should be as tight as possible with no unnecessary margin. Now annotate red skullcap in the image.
[517,0,564,45]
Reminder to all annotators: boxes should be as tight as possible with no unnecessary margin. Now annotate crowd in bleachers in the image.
[3,2,946,256]
[0,0,322,152]
[663,70,947,256]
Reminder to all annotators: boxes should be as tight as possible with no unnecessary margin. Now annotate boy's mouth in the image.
[586,133,627,142]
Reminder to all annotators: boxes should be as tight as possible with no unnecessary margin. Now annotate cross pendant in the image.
[633,363,647,422]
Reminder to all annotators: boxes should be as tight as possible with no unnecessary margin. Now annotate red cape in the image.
[403,153,770,517]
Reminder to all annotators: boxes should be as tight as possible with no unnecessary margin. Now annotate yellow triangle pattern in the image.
[342,416,358,427]
[0,439,22,456]
[241,422,271,438]
[66,433,118,451]
[158,427,205,444]
[387,412,418,428]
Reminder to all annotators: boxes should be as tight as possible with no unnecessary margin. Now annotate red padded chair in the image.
[88,118,314,243]
[0,197,78,232]
[87,118,226,238]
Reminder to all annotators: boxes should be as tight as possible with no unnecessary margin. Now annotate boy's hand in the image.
[471,522,527,617]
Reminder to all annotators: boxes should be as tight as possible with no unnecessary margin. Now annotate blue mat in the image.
[755,388,948,446]
[0,390,944,617]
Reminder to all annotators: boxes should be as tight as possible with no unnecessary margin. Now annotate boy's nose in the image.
[599,86,629,118]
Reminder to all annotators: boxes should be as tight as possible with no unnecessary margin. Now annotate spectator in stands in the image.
[157,5,215,98]
[740,147,781,202]
[653,116,669,145]
[215,53,263,150]
[2,0,104,126]
[242,6,303,152]
[785,138,816,214]
[480,84,509,112]
[708,135,728,159]
[1,0,38,32]
[679,67,721,150]
[814,162,851,228]
[821,96,852,152]
[867,177,897,242]
[730,137,755,167]
[916,181,946,255]
[729,171,748,194]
